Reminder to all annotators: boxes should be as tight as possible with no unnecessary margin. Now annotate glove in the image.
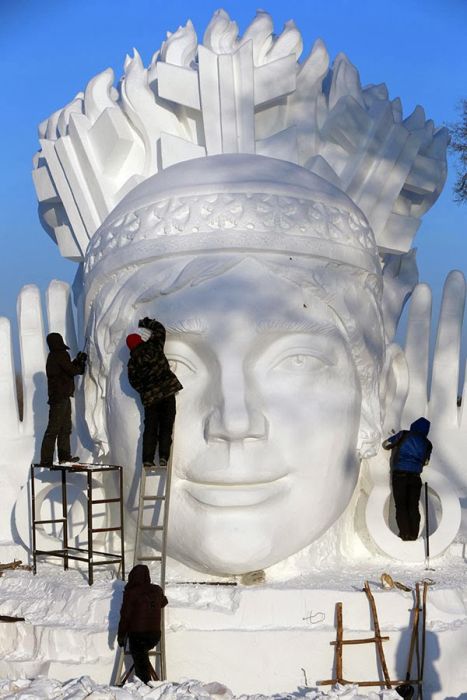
[139,328,152,342]
[117,636,125,648]
[76,351,88,363]
[138,317,153,329]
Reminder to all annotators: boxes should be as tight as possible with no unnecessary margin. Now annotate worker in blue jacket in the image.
[382,417,432,541]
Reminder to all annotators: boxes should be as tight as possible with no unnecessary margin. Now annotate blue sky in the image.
[0,0,466,352]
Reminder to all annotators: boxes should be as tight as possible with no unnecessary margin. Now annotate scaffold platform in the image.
[30,463,125,585]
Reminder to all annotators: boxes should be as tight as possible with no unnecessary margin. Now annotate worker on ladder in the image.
[117,564,168,684]
[126,317,183,467]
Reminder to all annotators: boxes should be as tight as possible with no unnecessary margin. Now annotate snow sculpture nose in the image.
[204,368,268,442]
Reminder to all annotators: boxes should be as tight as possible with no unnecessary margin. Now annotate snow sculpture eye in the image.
[168,356,196,380]
[271,351,330,374]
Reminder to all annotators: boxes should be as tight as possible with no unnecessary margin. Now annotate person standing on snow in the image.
[382,417,432,541]
[117,564,168,683]
[126,317,182,467]
[39,333,87,467]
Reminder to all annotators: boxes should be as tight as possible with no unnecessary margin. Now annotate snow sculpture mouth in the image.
[183,477,288,508]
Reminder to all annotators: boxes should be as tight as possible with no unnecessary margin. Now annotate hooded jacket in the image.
[117,565,168,642]
[383,417,432,474]
[127,319,183,407]
[45,333,85,403]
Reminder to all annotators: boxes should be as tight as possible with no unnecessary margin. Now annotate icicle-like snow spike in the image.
[161,19,197,67]
[241,10,273,66]
[45,107,62,141]
[329,52,365,111]
[297,38,329,87]
[84,68,116,125]
[391,97,403,123]
[403,104,425,131]
[203,9,239,54]
[422,126,449,159]
[57,94,84,138]
[267,18,303,62]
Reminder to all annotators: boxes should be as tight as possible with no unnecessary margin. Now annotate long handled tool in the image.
[419,581,428,699]
[395,583,421,699]
[424,483,435,571]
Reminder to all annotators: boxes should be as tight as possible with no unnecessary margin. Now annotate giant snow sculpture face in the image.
[106,262,362,573]
[85,155,385,575]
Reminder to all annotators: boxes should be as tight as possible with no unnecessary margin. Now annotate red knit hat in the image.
[126,333,143,350]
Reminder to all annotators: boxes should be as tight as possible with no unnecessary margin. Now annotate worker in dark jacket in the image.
[117,564,168,683]
[126,318,182,467]
[39,333,87,467]
[383,417,432,541]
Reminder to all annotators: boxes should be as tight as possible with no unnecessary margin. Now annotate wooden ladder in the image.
[115,454,173,686]
[319,580,425,691]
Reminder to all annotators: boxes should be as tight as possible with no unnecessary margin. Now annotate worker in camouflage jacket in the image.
[126,317,182,467]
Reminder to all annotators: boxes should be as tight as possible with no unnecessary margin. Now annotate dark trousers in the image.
[128,631,160,683]
[40,398,72,465]
[142,395,176,463]
[392,471,422,541]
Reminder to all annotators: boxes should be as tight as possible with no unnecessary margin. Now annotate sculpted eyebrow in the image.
[166,318,208,334]
[256,319,338,335]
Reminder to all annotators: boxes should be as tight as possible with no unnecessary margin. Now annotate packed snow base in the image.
[0,561,466,698]
[0,677,401,700]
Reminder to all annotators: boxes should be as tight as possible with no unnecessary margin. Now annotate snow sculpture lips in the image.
[184,477,288,508]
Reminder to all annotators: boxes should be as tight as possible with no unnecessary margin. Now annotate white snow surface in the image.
[0,560,466,698]
[0,677,400,700]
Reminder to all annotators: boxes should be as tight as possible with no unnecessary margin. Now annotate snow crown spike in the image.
[33,9,447,263]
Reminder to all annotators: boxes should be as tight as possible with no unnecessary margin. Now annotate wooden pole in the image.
[419,582,428,693]
[336,602,343,683]
[364,581,392,689]
[405,583,421,682]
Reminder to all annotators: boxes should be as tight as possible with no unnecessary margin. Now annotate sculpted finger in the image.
[0,317,20,433]
[17,285,47,433]
[46,279,78,355]
[430,270,466,427]
[461,359,467,430]
[402,283,431,423]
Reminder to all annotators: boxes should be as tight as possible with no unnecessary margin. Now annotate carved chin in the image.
[167,513,337,575]
[165,468,359,575]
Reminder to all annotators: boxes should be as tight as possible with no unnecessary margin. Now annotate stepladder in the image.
[114,455,173,686]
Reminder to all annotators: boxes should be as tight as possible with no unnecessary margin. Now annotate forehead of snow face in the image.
[84,153,378,296]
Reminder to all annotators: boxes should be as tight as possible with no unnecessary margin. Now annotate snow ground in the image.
[0,676,401,699]
[0,554,466,698]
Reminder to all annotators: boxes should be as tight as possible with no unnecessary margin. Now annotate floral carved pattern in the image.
[85,193,376,273]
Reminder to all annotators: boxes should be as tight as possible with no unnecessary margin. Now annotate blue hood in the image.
[410,417,430,436]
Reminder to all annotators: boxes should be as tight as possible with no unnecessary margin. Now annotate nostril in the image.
[204,408,268,442]
[250,410,269,440]
[204,408,222,442]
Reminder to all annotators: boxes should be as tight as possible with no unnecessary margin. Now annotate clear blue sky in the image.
[1,0,466,351]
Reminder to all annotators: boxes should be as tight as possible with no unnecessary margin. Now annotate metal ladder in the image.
[115,455,173,685]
